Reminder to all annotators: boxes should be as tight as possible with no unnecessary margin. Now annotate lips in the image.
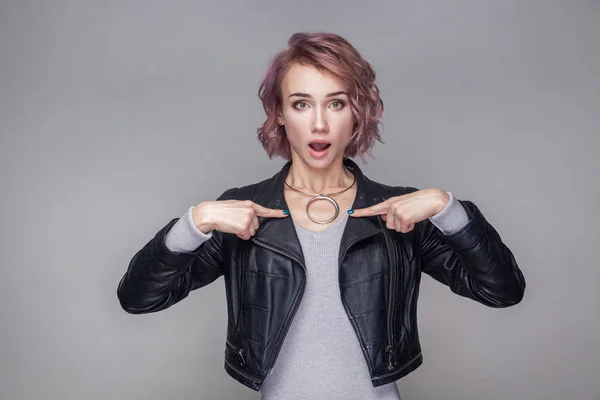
[308,140,331,158]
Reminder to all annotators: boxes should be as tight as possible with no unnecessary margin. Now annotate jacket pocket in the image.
[225,339,246,367]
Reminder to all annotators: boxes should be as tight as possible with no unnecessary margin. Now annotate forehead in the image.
[280,63,347,96]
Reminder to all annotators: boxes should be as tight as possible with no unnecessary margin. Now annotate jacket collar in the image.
[253,158,384,266]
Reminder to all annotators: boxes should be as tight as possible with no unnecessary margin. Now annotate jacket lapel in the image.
[253,158,384,267]
[337,159,383,264]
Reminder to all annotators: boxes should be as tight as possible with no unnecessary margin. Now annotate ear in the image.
[278,115,284,125]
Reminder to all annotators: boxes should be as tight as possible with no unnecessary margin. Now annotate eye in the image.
[293,101,309,109]
[330,100,344,109]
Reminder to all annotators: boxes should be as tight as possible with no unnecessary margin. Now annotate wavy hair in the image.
[257,32,384,161]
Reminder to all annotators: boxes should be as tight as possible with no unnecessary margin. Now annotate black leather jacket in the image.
[117,158,525,391]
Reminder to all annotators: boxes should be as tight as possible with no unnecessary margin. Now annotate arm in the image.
[428,192,470,235]
[163,206,215,254]
[419,199,526,308]
[116,187,238,314]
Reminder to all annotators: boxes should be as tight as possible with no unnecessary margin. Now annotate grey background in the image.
[1,1,598,399]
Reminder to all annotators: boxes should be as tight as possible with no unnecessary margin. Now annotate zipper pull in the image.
[237,349,245,366]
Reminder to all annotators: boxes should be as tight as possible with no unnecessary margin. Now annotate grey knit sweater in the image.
[164,192,468,399]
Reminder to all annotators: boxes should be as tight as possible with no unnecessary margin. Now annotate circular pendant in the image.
[306,194,340,224]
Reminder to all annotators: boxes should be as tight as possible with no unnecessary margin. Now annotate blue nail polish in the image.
[347,209,354,214]
[283,209,290,216]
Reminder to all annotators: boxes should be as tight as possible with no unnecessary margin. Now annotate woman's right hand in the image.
[192,200,288,240]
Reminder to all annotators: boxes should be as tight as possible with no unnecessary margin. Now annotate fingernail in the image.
[283,209,290,216]
[347,209,354,214]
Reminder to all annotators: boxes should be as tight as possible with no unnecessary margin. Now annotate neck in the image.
[285,156,354,194]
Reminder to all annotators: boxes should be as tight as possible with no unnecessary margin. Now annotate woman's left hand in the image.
[349,188,450,233]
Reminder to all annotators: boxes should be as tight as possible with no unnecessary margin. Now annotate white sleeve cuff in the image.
[163,206,213,253]
[428,192,470,235]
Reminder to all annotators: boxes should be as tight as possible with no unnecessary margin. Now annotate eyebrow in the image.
[289,91,348,98]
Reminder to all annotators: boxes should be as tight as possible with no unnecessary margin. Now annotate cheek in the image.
[331,112,356,136]
[282,112,309,137]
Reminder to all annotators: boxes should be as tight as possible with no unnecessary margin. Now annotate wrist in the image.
[432,189,450,216]
[192,204,214,233]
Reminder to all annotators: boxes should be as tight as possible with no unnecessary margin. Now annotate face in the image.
[279,63,355,168]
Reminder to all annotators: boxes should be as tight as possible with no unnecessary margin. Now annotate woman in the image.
[117,32,526,399]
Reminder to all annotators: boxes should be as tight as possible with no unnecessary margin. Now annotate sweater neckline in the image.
[292,212,350,237]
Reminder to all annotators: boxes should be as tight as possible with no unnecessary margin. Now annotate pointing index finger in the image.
[252,203,288,218]
[349,200,390,217]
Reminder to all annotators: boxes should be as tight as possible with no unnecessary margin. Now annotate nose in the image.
[311,107,329,133]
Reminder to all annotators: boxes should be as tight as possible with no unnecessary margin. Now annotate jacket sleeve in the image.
[418,200,526,308]
[117,187,238,314]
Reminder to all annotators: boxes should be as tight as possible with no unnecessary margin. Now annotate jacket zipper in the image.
[226,339,246,365]
[337,232,383,373]
[372,351,422,380]
[251,238,307,372]
[338,227,393,379]
[379,218,397,371]
[225,340,261,384]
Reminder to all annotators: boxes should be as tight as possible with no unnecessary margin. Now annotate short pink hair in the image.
[257,32,384,161]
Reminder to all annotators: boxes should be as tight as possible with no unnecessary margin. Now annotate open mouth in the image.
[308,142,331,151]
